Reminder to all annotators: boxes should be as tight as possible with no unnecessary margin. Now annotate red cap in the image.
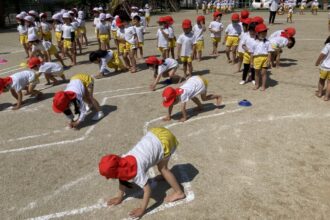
[213,11,222,18]
[0,77,13,94]
[162,87,183,107]
[99,154,137,181]
[158,16,167,23]
[284,27,296,37]
[164,16,174,25]
[145,56,162,65]
[182,19,192,29]
[255,23,268,33]
[197,15,205,23]
[52,91,76,113]
[231,13,240,21]
[240,9,249,19]
[28,57,41,69]
[242,18,252,25]
[251,16,264,24]
[115,17,123,27]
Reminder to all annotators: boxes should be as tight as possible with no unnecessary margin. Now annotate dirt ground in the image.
[0,10,330,220]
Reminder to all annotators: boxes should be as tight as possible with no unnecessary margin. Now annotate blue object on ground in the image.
[238,99,252,107]
[164,78,173,85]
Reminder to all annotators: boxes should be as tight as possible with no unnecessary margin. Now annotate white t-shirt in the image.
[225,23,242,36]
[176,32,196,57]
[93,17,100,26]
[99,50,114,74]
[134,26,144,43]
[39,62,63,75]
[71,20,79,31]
[61,24,75,39]
[209,21,223,38]
[192,24,205,41]
[96,22,110,34]
[32,42,47,52]
[111,20,118,31]
[116,28,125,41]
[124,25,137,44]
[156,28,169,48]
[251,39,274,56]
[77,18,85,27]
[17,24,28,35]
[168,26,175,39]
[124,131,164,188]
[65,79,87,122]
[10,71,36,92]
[158,58,178,76]
[179,76,206,103]
[28,26,38,37]
[269,36,289,49]
[131,12,138,19]
[238,32,248,53]
[242,33,257,53]
[55,23,62,32]
[269,30,283,39]
[145,8,151,17]
[41,21,51,32]
[320,43,330,70]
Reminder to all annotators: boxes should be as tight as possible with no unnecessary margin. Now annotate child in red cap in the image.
[162,76,222,122]
[250,23,274,91]
[224,13,242,63]
[209,11,224,56]
[156,17,170,59]
[315,36,330,101]
[165,16,177,59]
[193,16,206,61]
[99,127,185,218]
[177,19,196,77]
[0,70,41,110]
[145,56,183,91]
[52,73,103,128]
[28,57,66,85]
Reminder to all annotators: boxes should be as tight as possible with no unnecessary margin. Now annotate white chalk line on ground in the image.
[26,102,242,220]
[0,67,25,76]
[0,64,20,72]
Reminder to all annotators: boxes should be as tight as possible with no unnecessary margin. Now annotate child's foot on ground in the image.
[216,96,222,106]
[253,86,259,90]
[324,96,329,101]
[44,82,52,86]
[228,59,232,63]
[164,192,186,203]
[260,87,266,91]
[315,91,322,97]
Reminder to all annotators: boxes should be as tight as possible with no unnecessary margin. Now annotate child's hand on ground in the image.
[129,207,145,218]
[107,197,123,206]
[162,115,171,121]
[69,121,79,129]
[149,84,156,91]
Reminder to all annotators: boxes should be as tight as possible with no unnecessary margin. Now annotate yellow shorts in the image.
[78,27,86,34]
[138,42,144,48]
[99,34,110,43]
[237,52,244,59]
[55,32,62,42]
[37,31,42,40]
[180,56,192,63]
[107,51,126,70]
[125,42,136,52]
[243,52,251,64]
[111,30,118,40]
[312,6,318,10]
[226,36,239,47]
[320,69,330,80]
[146,16,150,23]
[48,44,58,55]
[196,40,204,52]
[300,6,305,10]
[118,42,126,54]
[158,47,168,53]
[212,37,221,43]
[253,55,269,70]
[287,13,292,18]
[149,127,178,158]
[19,35,28,45]
[169,38,176,48]
[71,73,94,88]
[198,76,209,88]
[63,39,73,49]
[43,32,52,41]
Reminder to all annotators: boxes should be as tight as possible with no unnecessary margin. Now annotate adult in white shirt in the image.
[269,0,279,24]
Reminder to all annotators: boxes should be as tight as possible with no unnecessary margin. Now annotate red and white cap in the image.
[0,77,13,94]
[24,15,35,22]
[39,12,47,18]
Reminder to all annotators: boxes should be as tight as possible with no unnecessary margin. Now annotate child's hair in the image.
[288,37,295,49]
[133,15,141,22]
[119,14,131,22]
[89,50,108,62]
[119,180,133,188]
[324,36,330,45]
[248,23,257,32]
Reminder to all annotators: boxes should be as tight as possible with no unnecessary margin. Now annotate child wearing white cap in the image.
[77,11,88,46]
[96,13,111,51]
[93,7,101,49]
[16,13,29,58]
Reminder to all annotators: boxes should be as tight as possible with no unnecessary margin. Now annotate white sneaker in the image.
[86,104,91,113]
[252,80,256,85]
[239,80,246,85]
[92,111,104,121]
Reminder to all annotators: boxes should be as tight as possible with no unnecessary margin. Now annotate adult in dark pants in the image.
[269,0,279,24]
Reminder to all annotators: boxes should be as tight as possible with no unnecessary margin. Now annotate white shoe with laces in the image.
[92,111,104,121]
[239,80,246,85]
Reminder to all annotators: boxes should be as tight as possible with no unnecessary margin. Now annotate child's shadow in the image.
[279,58,297,67]
[267,72,279,88]
[0,102,12,111]
[124,163,199,215]
[78,104,117,129]
[192,69,210,76]
[171,103,225,121]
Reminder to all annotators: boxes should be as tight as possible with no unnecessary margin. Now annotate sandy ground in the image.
[0,10,330,220]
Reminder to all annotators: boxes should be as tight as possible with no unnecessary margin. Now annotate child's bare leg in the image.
[49,75,59,85]
[198,50,202,61]
[183,62,188,77]
[157,158,186,203]
[123,53,131,69]
[44,74,51,84]
[187,62,193,76]
[201,93,222,106]
[232,46,237,63]
[76,39,82,54]
[254,69,260,90]
[54,53,66,67]
[324,80,330,101]
[237,56,243,72]
[225,46,231,62]
[139,47,143,58]
[106,41,110,50]
[316,78,325,97]
[83,34,88,46]
[70,47,76,65]
[191,97,203,111]
[23,43,29,58]
[129,50,137,72]
[260,68,267,91]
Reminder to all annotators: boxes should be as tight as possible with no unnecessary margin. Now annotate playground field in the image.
[0,10,330,220]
